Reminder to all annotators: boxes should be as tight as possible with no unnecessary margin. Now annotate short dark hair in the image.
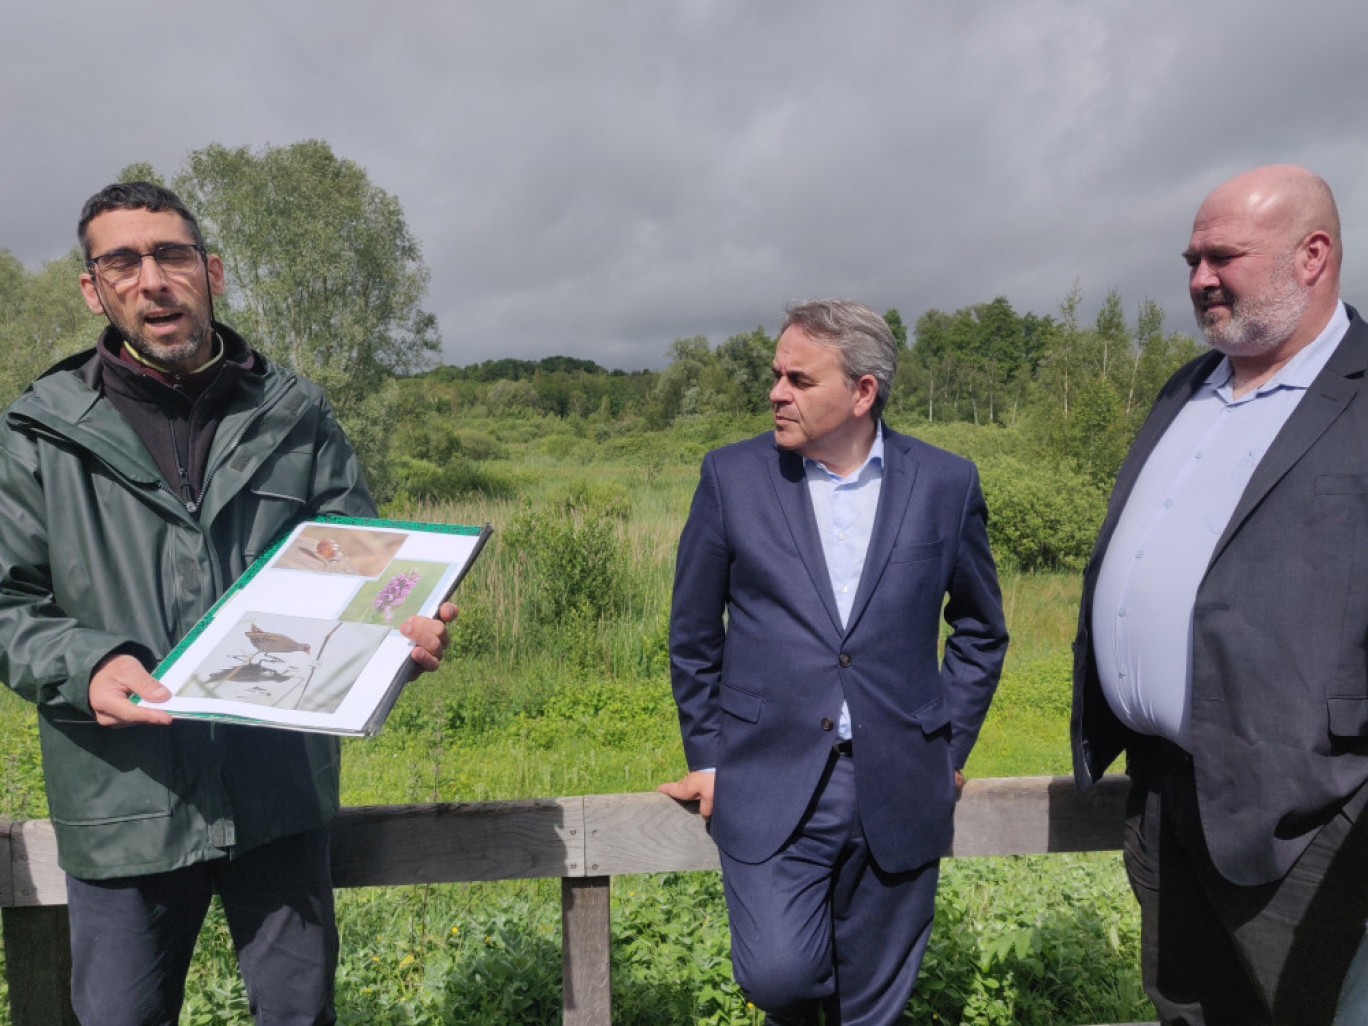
[781,299,898,420]
[77,182,206,263]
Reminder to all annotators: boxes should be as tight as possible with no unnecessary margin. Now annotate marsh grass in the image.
[0,425,1149,1025]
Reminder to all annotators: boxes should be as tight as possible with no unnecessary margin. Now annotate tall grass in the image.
[0,421,1149,1025]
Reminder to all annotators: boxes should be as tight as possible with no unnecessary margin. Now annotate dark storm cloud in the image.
[6,0,1368,367]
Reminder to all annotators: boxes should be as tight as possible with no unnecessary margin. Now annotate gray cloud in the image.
[6,0,1368,368]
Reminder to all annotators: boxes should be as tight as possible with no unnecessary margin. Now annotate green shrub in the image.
[978,455,1106,572]
[537,433,597,462]
[503,481,631,627]
[389,458,518,503]
[455,430,507,461]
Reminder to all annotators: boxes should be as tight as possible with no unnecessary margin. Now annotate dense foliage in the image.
[0,249,101,403]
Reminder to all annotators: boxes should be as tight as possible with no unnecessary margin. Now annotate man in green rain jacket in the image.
[0,182,455,1025]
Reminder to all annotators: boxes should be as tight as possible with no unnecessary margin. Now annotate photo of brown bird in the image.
[245,623,312,656]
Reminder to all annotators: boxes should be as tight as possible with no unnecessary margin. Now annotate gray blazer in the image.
[1073,306,1368,886]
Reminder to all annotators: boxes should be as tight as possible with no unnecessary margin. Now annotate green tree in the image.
[906,298,1037,424]
[883,308,908,348]
[647,335,713,427]
[166,141,440,497]
[713,326,774,415]
[1093,287,1128,382]
[0,249,103,406]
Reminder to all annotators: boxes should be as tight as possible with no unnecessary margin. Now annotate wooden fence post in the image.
[561,876,611,1026]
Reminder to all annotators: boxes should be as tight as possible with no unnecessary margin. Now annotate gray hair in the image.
[781,299,898,419]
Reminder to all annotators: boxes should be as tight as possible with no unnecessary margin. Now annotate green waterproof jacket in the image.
[0,341,375,879]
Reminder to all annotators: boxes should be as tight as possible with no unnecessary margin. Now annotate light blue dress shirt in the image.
[1092,303,1349,747]
[805,425,885,740]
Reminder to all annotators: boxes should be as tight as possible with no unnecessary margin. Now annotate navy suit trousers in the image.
[718,752,938,1026]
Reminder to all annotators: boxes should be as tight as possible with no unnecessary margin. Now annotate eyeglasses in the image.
[86,243,205,286]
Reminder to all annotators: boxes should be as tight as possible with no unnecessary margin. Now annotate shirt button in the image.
[840,585,848,594]
[821,717,835,731]
[838,532,847,541]
[1135,550,1144,559]
[839,653,852,667]
[1162,498,1174,508]
[1117,608,1127,618]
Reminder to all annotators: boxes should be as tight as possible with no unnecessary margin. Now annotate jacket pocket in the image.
[720,683,764,723]
[1316,475,1368,495]
[890,540,943,564]
[241,448,315,560]
[1328,696,1368,737]
[912,696,952,737]
[39,717,172,826]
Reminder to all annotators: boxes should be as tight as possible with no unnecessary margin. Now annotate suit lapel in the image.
[845,428,918,635]
[1208,315,1367,569]
[766,445,844,633]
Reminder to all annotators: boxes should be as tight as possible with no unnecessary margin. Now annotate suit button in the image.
[821,717,834,731]
[839,653,852,667]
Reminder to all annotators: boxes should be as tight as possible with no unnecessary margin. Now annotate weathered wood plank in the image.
[0,820,66,908]
[561,877,612,1026]
[581,792,718,876]
[0,778,1139,1026]
[328,798,582,887]
[950,775,1129,857]
[0,776,1133,906]
[0,822,11,909]
[2,905,77,1026]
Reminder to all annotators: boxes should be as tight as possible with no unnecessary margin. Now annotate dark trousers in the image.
[718,752,939,1026]
[65,828,337,1026]
[1124,739,1368,1026]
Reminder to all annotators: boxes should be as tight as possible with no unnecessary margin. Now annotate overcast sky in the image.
[6,1,1368,369]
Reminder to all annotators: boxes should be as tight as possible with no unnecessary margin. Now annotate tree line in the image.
[1,138,1205,507]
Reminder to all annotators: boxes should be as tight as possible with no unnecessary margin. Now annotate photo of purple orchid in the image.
[340,559,446,626]
[372,569,422,621]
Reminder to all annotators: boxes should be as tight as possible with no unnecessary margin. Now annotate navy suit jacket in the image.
[670,426,1007,871]
[1073,307,1368,886]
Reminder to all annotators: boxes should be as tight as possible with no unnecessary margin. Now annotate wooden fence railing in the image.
[0,775,1138,1026]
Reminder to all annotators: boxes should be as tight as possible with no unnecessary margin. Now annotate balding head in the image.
[1185,165,1342,370]
[1196,164,1341,273]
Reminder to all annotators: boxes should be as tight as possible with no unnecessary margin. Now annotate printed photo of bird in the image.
[291,536,360,574]
[245,623,312,656]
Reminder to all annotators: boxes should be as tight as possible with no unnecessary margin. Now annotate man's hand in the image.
[955,768,966,799]
[657,769,715,819]
[400,601,458,674]
[88,653,174,728]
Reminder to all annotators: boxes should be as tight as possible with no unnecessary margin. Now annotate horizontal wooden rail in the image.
[0,775,1134,1025]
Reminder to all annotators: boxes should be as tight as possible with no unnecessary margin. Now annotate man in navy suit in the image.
[660,299,1007,1024]
[1074,165,1368,1024]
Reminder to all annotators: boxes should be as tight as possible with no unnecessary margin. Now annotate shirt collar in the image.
[1205,300,1349,398]
[804,421,884,482]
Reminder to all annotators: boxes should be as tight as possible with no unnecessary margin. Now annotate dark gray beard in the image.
[115,313,213,370]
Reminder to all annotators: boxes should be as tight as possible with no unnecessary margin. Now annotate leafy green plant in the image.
[978,455,1107,572]
[503,480,632,627]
